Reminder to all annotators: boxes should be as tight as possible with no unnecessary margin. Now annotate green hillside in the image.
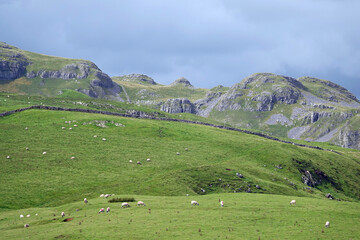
[1,93,360,239]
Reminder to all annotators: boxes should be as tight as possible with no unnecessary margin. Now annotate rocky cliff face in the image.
[26,62,95,80]
[336,126,360,149]
[160,98,196,114]
[0,43,30,80]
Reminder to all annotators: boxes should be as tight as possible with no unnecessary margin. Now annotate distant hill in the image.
[114,73,360,150]
[1,42,359,150]
[0,42,122,101]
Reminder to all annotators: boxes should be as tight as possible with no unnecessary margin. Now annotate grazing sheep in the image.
[71,156,76,160]
[20,214,24,218]
[26,214,30,217]
[122,202,130,208]
[74,125,78,127]
[325,221,330,228]
[185,148,188,151]
[106,207,110,213]
[104,194,110,198]
[176,152,180,155]
[290,200,296,205]
[220,201,224,207]
[24,224,29,228]
[25,147,29,151]
[147,158,151,162]
[69,128,72,130]
[100,194,105,198]
[6,156,10,159]
[62,127,66,130]
[186,194,189,197]
[42,152,47,155]
[137,201,146,206]
[129,160,133,163]
[93,135,97,138]
[137,161,142,165]
[61,212,65,217]
[35,213,38,216]
[84,198,88,204]
[98,208,104,213]
[191,201,199,206]
[102,138,106,141]
[25,127,28,130]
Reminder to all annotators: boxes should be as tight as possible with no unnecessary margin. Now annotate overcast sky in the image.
[1,0,359,97]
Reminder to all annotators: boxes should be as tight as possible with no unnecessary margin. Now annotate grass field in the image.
[1,94,360,239]
[0,194,359,239]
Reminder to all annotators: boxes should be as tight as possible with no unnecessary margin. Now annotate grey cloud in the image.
[0,0,359,97]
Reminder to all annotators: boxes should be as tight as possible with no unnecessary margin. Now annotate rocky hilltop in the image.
[115,72,360,150]
[0,42,122,100]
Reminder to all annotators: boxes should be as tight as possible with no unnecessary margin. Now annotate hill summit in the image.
[171,77,193,88]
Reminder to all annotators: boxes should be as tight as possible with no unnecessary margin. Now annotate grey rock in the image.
[336,126,360,149]
[265,114,293,126]
[171,77,193,88]
[301,170,318,187]
[29,62,93,80]
[160,98,196,114]
[0,48,30,80]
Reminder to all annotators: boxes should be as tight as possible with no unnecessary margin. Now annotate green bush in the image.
[108,197,135,203]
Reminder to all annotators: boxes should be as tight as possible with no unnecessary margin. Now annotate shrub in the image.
[108,197,135,203]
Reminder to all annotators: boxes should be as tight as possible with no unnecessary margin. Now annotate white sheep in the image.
[71,156,76,160]
[185,148,188,151]
[137,161,142,165]
[98,208,104,213]
[290,200,296,205]
[6,156,10,159]
[20,214,24,218]
[146,158,151,162]
[191,200,199,206]
[62,127,66,130]
[104,194,110,198]
[69,128,72,130]
[61,212,65,217]
[100,194,104,197]
[106,207,110,213]
[102,138,106,141]
[35,213,38,216]
[84,198,88,204]
[25,127,28,130]
[25,147,29,151]
[42,152,47,155]
[129,160,133,163]
[122,202,130,208]
[325,221,330,228]
[93,135,97,138]
[176,152,180,155]
[74,125,78,127]
[220,201,224,207]
[26,214,30,217]
[137,201,146,206]
[24,224,29,228]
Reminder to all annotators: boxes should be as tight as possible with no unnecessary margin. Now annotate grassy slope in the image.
[1,96,360,239]
[1,109,360,209]
[1,194,359,239]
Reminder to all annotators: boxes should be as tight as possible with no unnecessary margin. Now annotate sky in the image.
[1,0,360,98]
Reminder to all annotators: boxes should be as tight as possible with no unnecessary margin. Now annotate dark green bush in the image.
[108,197,135,203]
